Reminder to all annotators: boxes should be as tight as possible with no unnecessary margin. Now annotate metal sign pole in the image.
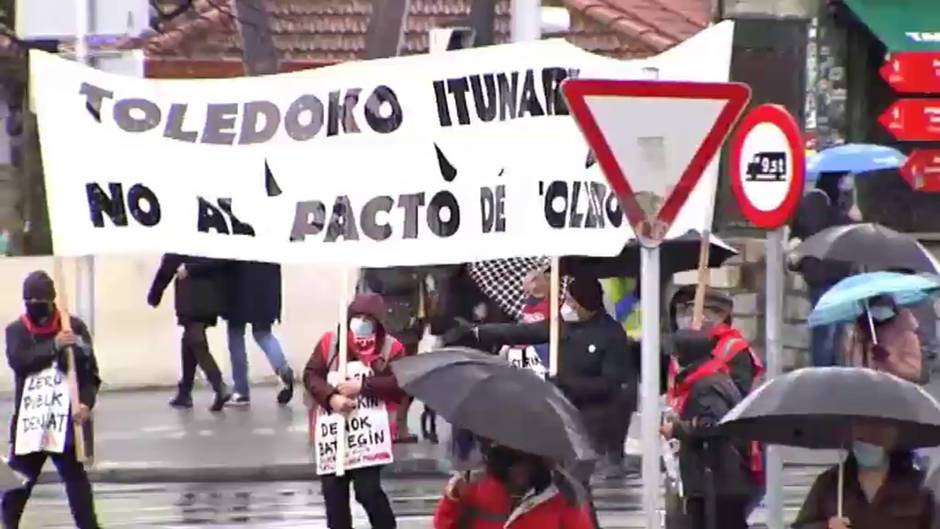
[765,227,785,529]
[640,245,661,529]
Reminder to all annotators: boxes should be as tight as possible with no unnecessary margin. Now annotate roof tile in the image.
[144,0,705,70]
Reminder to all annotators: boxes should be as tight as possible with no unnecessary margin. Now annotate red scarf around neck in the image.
[20,311,62,336]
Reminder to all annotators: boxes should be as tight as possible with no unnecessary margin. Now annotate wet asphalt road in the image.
[20,470,822,528]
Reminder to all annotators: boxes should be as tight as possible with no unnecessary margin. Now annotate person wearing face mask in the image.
[303,292,407,529]
[434,442,594,529]
[447,274,635,481]
[794,426,936,529]
[667,286,764,399]
[3,271,101,529]
[661,329,755,529]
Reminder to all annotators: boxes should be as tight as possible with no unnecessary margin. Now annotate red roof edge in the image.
[146,58,336,78]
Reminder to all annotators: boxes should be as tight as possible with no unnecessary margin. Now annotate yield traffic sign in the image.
[879,99,940,141]
[729,105,805,229]
[900,149,940,192]
[880,53,940,94]
[561,80,751,245]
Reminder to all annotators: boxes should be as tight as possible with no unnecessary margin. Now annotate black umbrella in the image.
[391,348,596,462]
[561,229,739,279]
[718,367,940,449]
[794,223,940,274]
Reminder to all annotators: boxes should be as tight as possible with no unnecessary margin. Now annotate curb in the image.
[36,457,450,485]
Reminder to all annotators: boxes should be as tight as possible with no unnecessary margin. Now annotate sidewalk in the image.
[0,386,452,484]
[2,387,838,485]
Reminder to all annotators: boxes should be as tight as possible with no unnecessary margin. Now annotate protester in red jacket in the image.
[434,444,594,529]
[303,292,407,529]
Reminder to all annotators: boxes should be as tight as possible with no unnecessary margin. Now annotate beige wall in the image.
[0,256,356,392]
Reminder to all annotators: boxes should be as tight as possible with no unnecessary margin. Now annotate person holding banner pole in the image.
[304,292,406,529]
[2,271,101,529]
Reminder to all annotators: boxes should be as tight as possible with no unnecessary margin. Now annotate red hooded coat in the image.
[434,475,594,529]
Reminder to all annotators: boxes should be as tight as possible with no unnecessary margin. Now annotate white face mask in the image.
[560,303,580,322]
[676,315,693,330]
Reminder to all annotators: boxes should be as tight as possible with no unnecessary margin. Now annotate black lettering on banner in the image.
[216,198,255,236]
[164,103,198,142]
[605,192,623,228]
[284,95,324,141]
[113,98,161,133]
[327,89,361,136]
[202,103,239,145]
[240,101,281,144]
[518,69,545,117]
[446,78,472,125]
[432,81,452,127]
[324,196,359,242]
[360,196,393,241]
[569,181,584,228]
[584,182,608,228]
[289,201,326,242]
[496,72,519,121]
[427,191,460,238]
[469,74,497,122]
[542,181,567,229]
[364,86,403,133]
[397,193,425,239]
[480,185,506,233]
[127,184,161,226]
[434,143,457,182]
[86,183,127,227]
[79,82,113,122]
[197,197,230,234]
[541,68,566,115]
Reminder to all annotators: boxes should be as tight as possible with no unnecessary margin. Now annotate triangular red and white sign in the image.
[561,80,751,242]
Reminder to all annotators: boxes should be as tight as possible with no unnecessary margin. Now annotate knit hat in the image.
[23,270,56,301]
[567,275,604,312]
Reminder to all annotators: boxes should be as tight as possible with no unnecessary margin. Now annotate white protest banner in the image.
[15,366,71,456]
[315,361,394,475]
[31,22,734,266]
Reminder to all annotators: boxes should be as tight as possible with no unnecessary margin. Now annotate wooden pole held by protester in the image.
[335,267,351,477]
[52,259,90,465]
[690,230,712,330]
[549,257,561,377]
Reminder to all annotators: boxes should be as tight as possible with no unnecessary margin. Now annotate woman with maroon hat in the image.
[303,292,407,529]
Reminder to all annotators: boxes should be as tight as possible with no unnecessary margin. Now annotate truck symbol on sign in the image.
[746,152,787,181]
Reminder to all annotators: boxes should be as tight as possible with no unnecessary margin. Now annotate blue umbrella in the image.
[808,272,940,327]
[807,144,906,181]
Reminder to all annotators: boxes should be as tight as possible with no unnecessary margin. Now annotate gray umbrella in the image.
[717,367,940,450]
[391,348,596,462]
[795,223,940,274]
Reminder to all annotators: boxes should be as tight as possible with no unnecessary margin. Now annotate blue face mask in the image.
[852,441,887,469]
[350,317,375,339]
[869,305,896,323]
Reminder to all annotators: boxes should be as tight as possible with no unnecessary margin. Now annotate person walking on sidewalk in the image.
[303,292,406,529]
[148,253,232,412]
[3,271,101,529]
[223,260,294,406]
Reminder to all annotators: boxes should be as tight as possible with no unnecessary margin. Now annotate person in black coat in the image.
[661,329,754,529]
[148,253,231,412]
[446,274,634,526]
[3,271,101,528]
[222,261,294,406]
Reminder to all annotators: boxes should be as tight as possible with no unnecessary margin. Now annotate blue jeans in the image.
[809,286,841,367]
[227,322,290,397]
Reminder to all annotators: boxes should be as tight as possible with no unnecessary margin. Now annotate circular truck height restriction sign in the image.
[729,104,805,229]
